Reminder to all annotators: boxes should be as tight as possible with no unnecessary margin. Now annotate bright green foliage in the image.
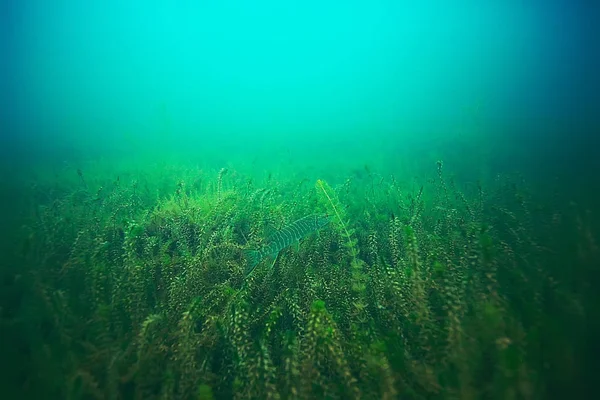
[315,179,360,260]
[7,162,598,400]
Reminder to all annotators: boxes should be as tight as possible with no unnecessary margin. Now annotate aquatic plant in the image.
[7,161,598,399]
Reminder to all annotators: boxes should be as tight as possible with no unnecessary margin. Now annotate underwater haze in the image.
[1,0,599,399]
[4,0,597,176]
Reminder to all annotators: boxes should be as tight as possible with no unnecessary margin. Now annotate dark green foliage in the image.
[5,162,598,399]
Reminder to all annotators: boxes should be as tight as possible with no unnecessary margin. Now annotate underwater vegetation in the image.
[3,161,599,399]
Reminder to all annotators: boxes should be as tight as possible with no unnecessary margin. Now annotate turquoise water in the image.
[5,1,595,173]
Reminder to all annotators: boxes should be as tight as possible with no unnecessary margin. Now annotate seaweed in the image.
[7,161,598,399]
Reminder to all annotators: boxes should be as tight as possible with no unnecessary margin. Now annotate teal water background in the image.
[3,1,596,181]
